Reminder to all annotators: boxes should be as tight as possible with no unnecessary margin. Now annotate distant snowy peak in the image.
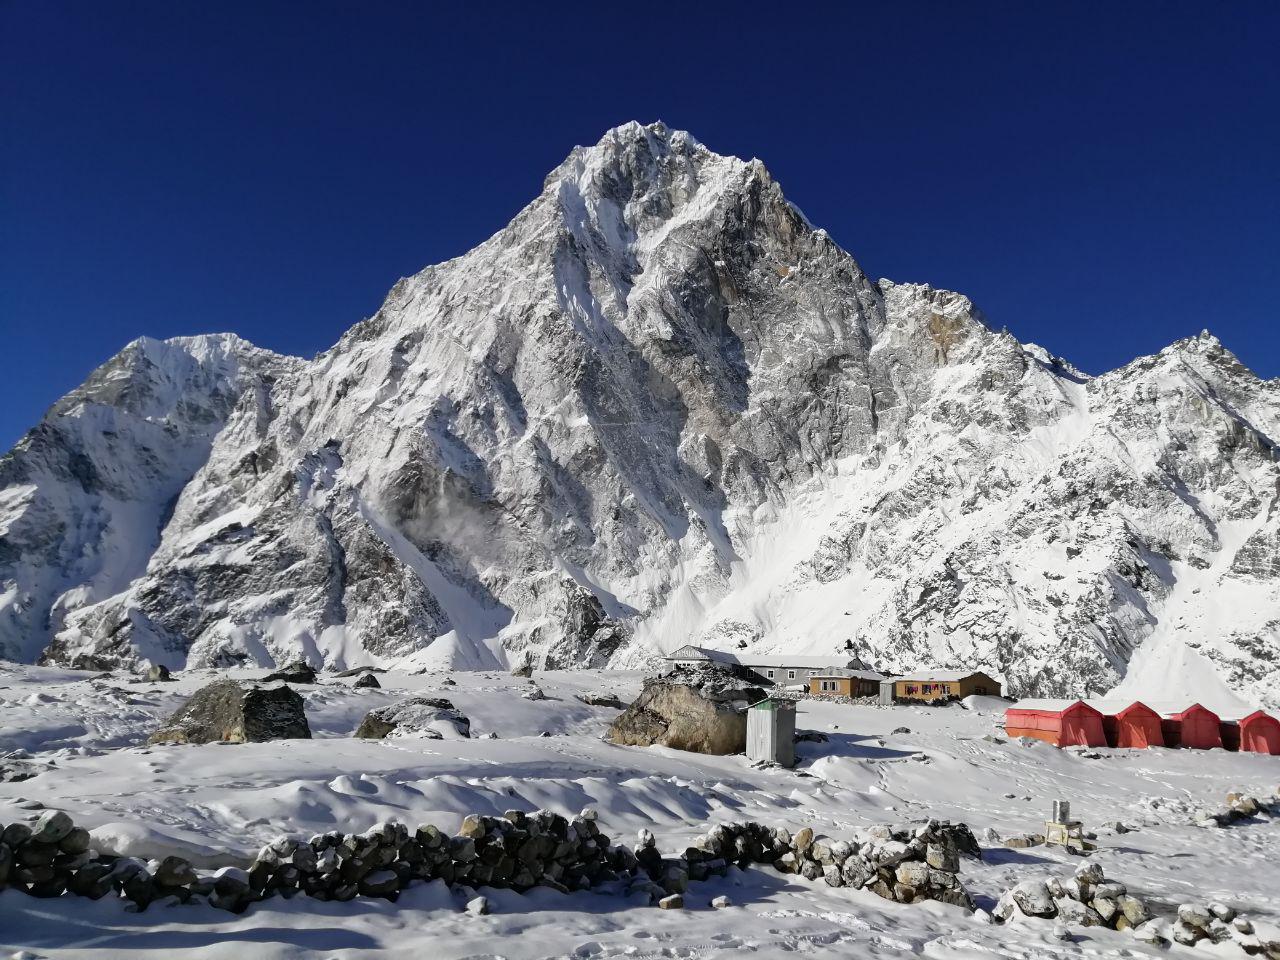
[0,334,295,661]
[1,122,1277,709]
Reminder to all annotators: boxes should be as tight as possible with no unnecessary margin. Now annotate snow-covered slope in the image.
[2,122,1277,705]
[0,334,298,663]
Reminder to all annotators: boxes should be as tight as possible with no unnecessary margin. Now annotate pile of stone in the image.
[0,807,979,917]
[995,861,1153,935]
[669,818,977,910]
[995,859,1280,955]
[243,808,637,907]
[1195,790,1279,829]
[0,811,93,899]
[1169,901,1278,956]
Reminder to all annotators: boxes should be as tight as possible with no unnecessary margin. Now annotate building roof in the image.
[664,645,741,663]
[895,669,996,683]
[808,668,887,681]
[741,655,863,669]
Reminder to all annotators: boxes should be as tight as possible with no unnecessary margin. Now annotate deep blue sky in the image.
[3,2,1278,449]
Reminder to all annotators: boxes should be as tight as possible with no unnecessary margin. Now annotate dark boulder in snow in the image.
[354,696,470,740]
[332,665,386,678]
[262,660,317,684]
[353,672,381,689]
[148,679,312,744]
[606,663,767,755]
[575,691,629,709]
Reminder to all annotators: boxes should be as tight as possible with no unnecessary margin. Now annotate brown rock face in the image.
[148,679,311,744]
[606,664,766,755]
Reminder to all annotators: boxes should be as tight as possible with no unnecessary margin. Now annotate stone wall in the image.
[0,807,976,915]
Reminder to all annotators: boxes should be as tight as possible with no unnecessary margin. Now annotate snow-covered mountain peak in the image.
[2,126,1277,708]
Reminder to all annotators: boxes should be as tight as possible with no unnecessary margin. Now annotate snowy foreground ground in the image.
[1,666,1277,959]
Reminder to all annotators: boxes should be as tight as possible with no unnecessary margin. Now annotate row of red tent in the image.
[1005,701,1280,753]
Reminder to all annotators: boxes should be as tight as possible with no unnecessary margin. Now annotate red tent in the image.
[1168,704,1223,750]
[1006,701,1107,747]
[1105,702,1164,748]
[1239,711,1280,756]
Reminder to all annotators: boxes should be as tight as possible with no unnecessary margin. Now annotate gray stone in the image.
[658,893,684,909]
[262,661,317,684]
[1073,861,1104,884]
[925,842,958,872]
[1209,901,1236,922]
[1011,879,1057,918]
[1093,880,1126,900]
[1178,902,1213,929]
[895,861,929,888]
[1119,895,1150,926]
[30,810,74,845]
[1131,920,1165,945]
[840,856,872,887]
[354,696,470,740]
[155,856,198,887]
[575,692,628,709]
[358,870,400,898]
[149,680,311,744]
[1004,834,1040,849]
[1091,896,1118,924]
[1055,897,1105,927]
[58,827,91,854]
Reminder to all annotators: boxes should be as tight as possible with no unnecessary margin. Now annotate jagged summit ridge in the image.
[1,123,1277,708]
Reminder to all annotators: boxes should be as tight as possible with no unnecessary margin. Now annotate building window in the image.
[767,670,775,679]
[788,670,796,680]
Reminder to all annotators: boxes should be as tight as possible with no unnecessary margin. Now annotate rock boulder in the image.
[262,660,317,684]
[606,663,766,755]
[355,696,471,740]
[148,680,311,744]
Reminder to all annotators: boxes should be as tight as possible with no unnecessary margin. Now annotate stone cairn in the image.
[1195,791,1279,829]
[995,861,1280,957]
[0,808,977,915]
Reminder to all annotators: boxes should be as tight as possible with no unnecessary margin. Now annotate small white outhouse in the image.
[746,697,796,766]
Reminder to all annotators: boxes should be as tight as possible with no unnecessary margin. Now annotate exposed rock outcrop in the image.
[262,661,316,684]
[606,663,767,754]
[354,696,471,740]
[148,680,311,744]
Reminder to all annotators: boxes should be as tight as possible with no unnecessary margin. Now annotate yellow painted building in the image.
[892,671,1001,703]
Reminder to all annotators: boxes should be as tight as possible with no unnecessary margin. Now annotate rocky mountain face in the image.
[2,122,1277,706]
